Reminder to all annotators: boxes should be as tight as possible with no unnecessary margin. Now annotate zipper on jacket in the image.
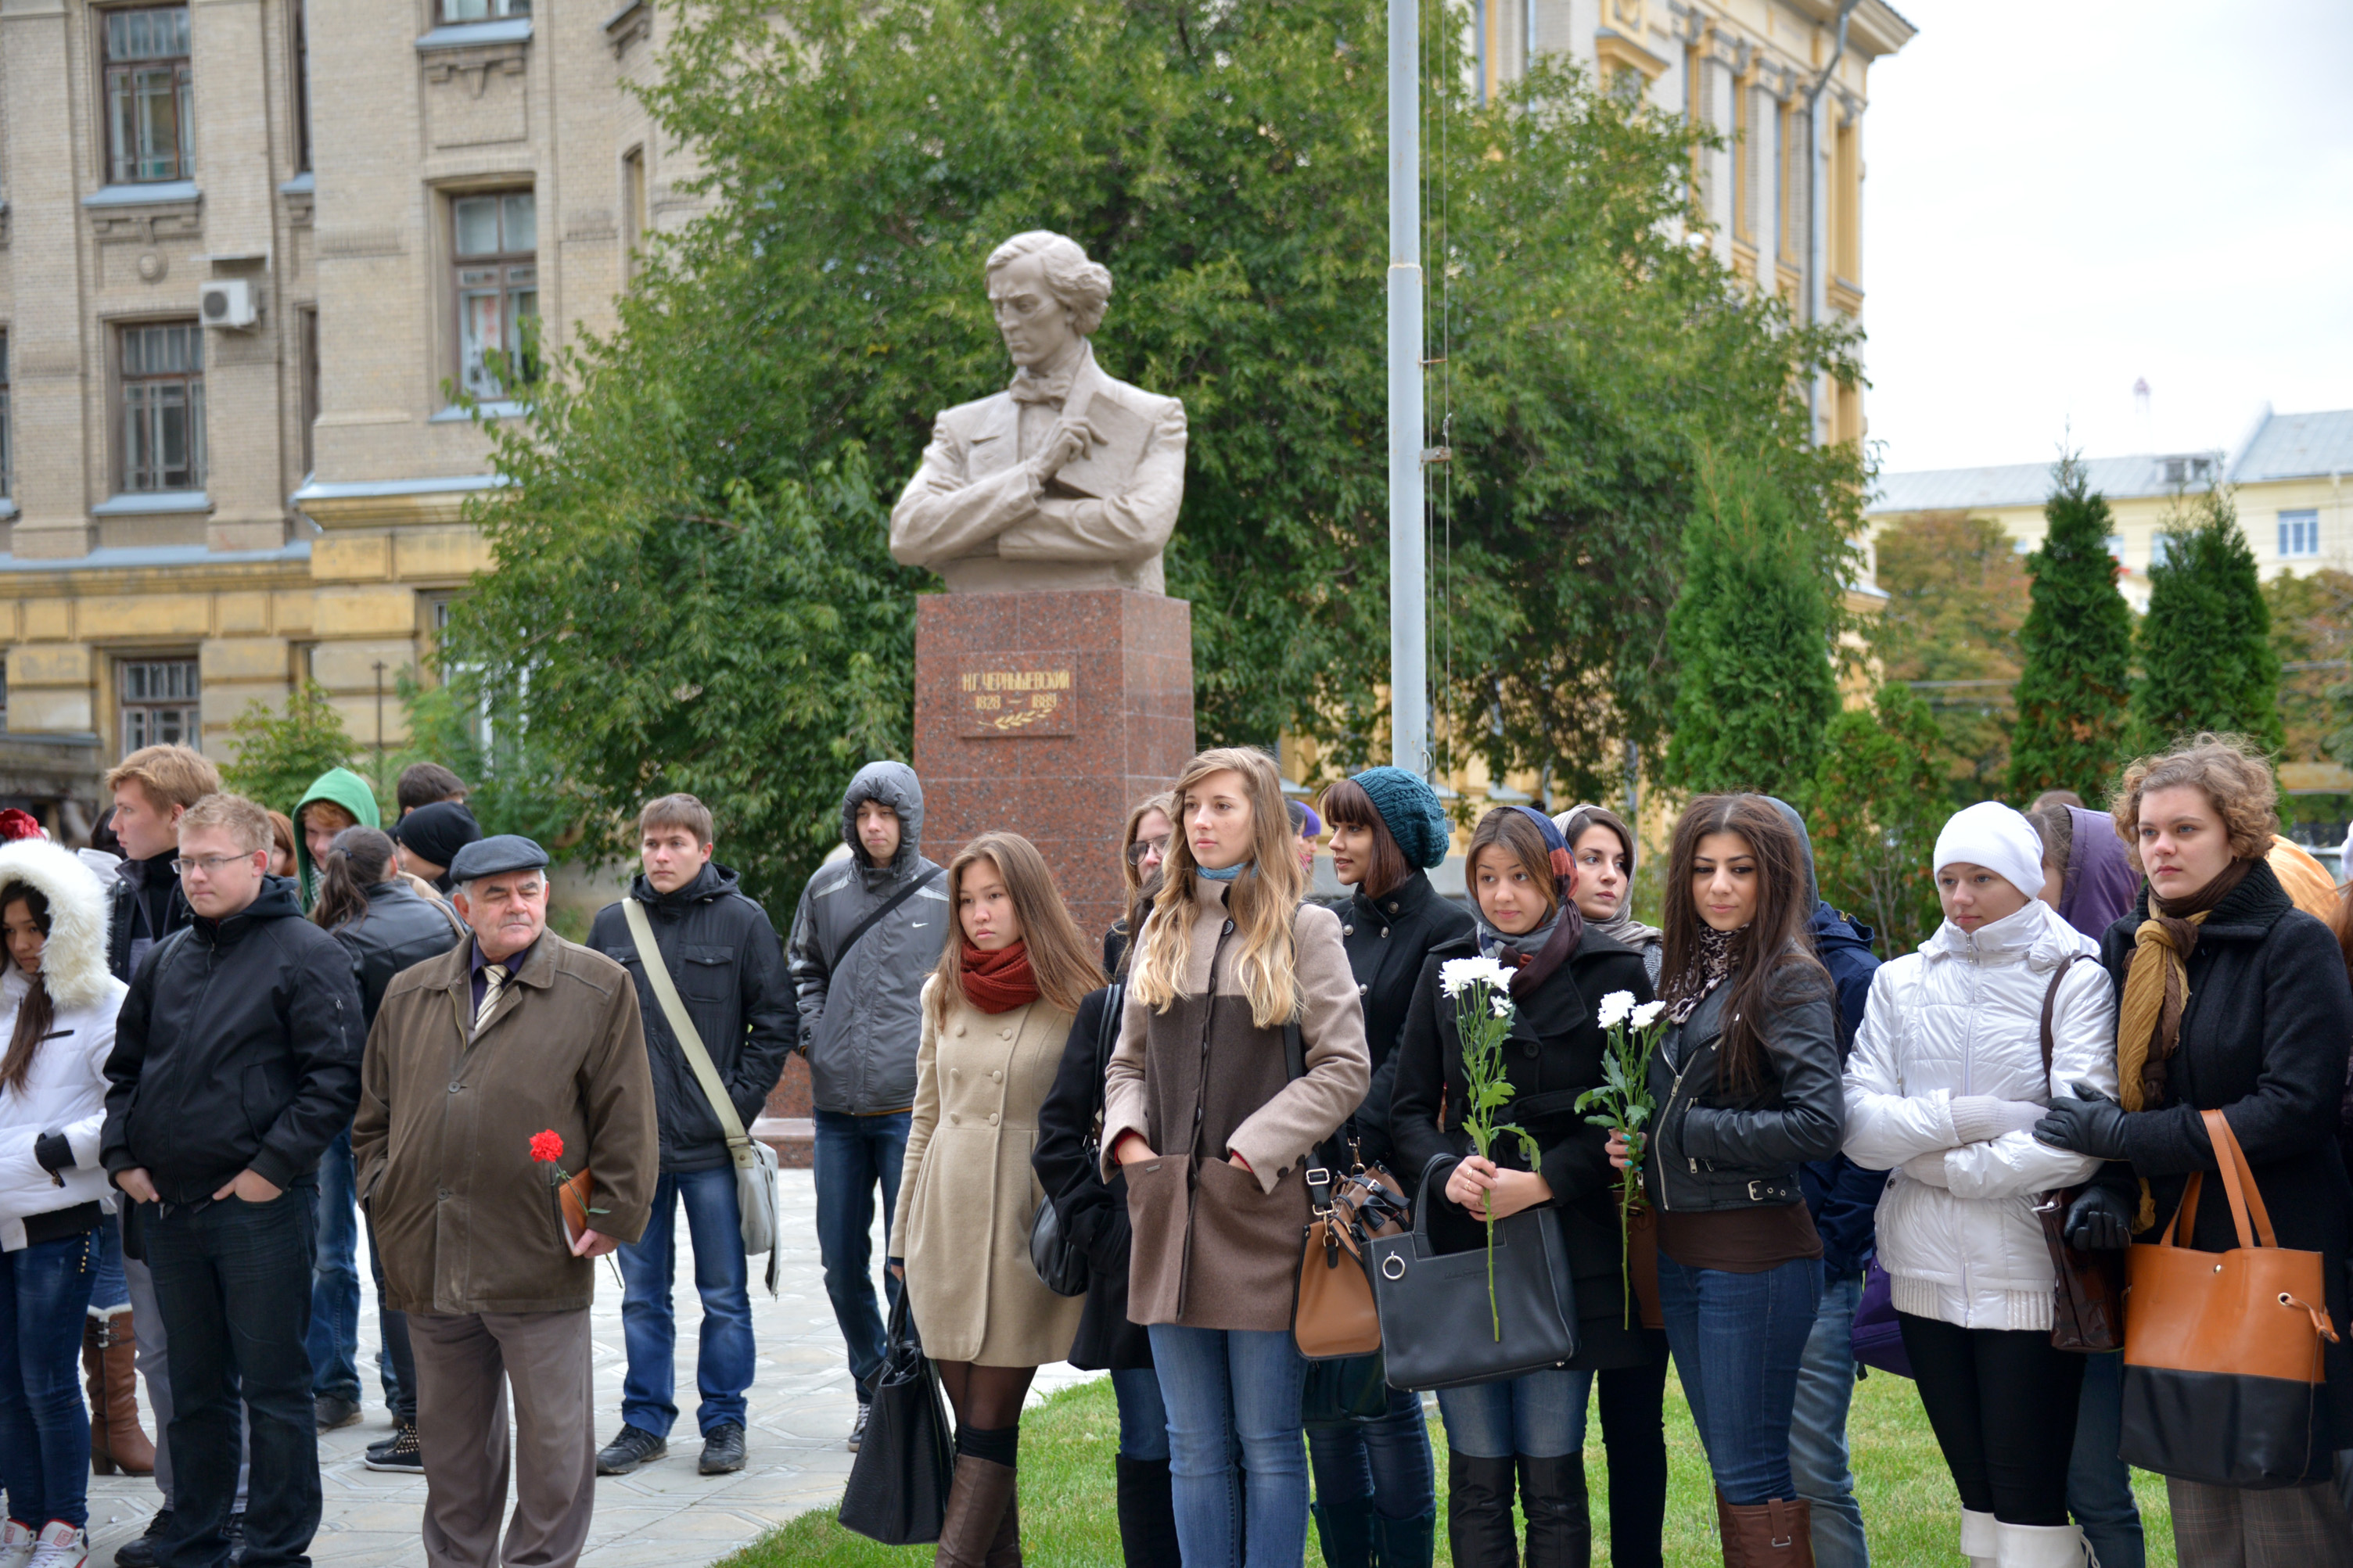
[1658,1053,1697,1211]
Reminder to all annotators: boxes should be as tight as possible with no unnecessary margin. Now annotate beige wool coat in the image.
[889,984,1085,1365]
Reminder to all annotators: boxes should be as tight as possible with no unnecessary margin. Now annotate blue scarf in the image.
[1198,861,1246,883]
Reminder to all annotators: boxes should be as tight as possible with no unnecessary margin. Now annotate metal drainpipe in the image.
[1805,0,1860,443]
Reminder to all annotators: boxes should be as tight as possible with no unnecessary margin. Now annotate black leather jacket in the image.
[331,878,464,1032]
[1644,955,1844,1215]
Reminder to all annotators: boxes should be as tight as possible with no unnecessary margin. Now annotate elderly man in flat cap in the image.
[353,835,656,1568]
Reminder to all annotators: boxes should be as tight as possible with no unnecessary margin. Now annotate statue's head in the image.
[985,231,1112,371]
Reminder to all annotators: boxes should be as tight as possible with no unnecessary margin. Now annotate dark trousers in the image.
[1898,1311,2085,1527]
[1596,1348,1670,1568]
[147,1186,320,1568]
[363,1209,416,1424]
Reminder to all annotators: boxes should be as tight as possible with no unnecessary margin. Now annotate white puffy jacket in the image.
[0,839,127,1251]
[1842,898,2117,1331]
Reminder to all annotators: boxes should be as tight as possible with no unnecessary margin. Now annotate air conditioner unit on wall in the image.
[199,278,256,329]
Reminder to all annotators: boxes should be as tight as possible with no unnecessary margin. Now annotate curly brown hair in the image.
[2108,734,2279,872]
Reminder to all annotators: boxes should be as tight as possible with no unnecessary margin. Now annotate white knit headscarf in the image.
[1931,801,2047,899]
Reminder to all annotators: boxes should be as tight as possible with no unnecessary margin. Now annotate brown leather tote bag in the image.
[2118,1108,2343,1487]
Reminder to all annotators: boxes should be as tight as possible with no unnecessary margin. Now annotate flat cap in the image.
[448,834,548,884]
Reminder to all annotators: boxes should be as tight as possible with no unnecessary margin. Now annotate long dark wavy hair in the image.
[0,885,52,1095]
[1658,794,1827,1096]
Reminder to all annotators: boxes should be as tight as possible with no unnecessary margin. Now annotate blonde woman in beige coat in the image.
[889,831,1104,1568]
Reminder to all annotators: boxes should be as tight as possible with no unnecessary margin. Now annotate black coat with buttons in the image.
[1337,870,1477,1170]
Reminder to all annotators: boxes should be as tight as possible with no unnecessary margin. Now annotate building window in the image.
[119,658,199,754]
[621,147,646,286]
[120,321,205,493]
[2281,510,2321,559]
[104,6,194,185]
[453,190,537,399]
[440,0,528,20]
[2150,534,2178,571]
[2103,533,2126,561]
[297,307,319,475]
[292,0,311,174]
[2162,454,2213,487]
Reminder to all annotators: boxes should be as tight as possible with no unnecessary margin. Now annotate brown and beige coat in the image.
[1100,884,1369,1331]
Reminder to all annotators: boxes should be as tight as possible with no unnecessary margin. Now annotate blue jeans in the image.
[2067,1351,2143,1568]
[0,1229,99,1530]
[1437,1369,1590,1459]
[147,1186,319,1568]
[90,1213,128,1314]
[616,1167,754,1438]
[1112,1366,1169,1462]
[1789,1267,1870,1568]
[813,1109,908,1401]
[306,1128,361,1404]
[1309,1383,1436,1520]
[1658,1253,1821,1506]
[1149,1324,1310,1568]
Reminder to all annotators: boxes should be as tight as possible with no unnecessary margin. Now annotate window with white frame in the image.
[2279,510,2320,559]
[452,191,537,399]
[440,0,527,22]
[118,657,199,754]
[2103,534,2125,560]
[104,7,194,185]
[2150,533,2178,570]
[120,321,205,493]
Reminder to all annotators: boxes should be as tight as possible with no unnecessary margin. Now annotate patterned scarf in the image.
[961,941,1040,1014]
[1665,923,1744,1024]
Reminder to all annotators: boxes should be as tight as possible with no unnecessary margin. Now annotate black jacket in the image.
[331,878,463,1032]
[1390,927,1657,1365]
[1799,899,1888,1276]
[1338,870,1476,1169]
[107,851,192,984]
[591,861,795,1175]
[2100,859,2353,1426]
[100,876,365,1204]
[1642,951,1844,1215]
[1032,985,1151,1371]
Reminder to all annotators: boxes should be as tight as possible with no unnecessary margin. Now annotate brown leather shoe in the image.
[1717,1494,1812,1567]
[935,1455,1016,1568]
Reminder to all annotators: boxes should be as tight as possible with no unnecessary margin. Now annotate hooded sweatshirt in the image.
[293,767,384,907]
[2054,805,2136,942]
[783,762,950,1114]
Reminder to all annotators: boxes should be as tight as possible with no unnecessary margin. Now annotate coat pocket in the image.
[1123,1158,1189,1326]
[1188,1157,1309,1327]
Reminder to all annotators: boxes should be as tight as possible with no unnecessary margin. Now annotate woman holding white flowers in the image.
[1841,802,2117,1568]
[1392,807,1662,1568]
[1101,747,1370,1568]
[1610,793,1844,1567]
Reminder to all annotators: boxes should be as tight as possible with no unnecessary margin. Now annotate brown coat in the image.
[353,932,657,1316]
[889,986,1085,1365]
[1101,885,1368,1330]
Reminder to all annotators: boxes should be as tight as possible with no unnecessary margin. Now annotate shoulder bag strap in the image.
[622,898,753,1168]
[1087,981,1125,1164]
[2039,953,2082,1079]
[827,866,943,973]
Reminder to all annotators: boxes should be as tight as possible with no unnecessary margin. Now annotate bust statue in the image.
[889,232,1187,594]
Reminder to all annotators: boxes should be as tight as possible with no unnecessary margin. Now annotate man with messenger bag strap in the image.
[590,795,796,1480]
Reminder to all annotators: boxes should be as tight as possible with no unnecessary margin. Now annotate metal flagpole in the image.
[1388,0,1426,773]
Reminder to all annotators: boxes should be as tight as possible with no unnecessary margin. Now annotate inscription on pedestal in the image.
[955,652,1078,737]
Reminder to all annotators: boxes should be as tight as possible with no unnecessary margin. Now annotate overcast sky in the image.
[1860,0,2353,477]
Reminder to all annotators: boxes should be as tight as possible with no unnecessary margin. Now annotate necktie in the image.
[476,963,509,1032]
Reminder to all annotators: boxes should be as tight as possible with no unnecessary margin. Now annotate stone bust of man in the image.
[889,231,1187,594]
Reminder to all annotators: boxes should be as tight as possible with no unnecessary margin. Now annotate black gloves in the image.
[2033,1082,2133,1162]
[2064,1184,2134,1251]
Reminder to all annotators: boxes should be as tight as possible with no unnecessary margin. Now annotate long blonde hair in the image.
[1130,748,1306,1028]
[925,832,1101,1028]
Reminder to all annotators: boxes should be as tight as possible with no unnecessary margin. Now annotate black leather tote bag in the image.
[838,1294,957,1544]
[1370,1156,1579,1390]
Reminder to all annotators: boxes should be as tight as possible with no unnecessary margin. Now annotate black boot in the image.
[1311,1496,1376,1568]
[1114,1455,1182,1568]
[1446,1452,1520,1568]
[1517,1454,1593,1568]
[1370,1504,1438,1568]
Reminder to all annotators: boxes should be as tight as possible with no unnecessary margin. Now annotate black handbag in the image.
[837,1294,956,1545]
[1029,982,1122,1297]
[1370,1155,1579,1390]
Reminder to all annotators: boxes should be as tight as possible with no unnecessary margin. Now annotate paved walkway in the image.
[88,1172,1099,1566]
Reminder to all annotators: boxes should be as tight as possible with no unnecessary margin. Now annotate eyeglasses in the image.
[1125,834,1170,867]
[171,854,256,877]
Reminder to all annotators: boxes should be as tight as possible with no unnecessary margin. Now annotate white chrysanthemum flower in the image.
[1631,999,1667,1030]
[1595,990,1636,1029]
[1440,955,1516,997]
[1490,992,1514,1019]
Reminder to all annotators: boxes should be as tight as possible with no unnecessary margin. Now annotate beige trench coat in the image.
[889,985,1084,1365]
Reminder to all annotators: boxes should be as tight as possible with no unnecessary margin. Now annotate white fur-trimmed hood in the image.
[0,838,114,1012]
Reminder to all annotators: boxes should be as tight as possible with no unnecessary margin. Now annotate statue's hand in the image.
[1027,415,1098,486]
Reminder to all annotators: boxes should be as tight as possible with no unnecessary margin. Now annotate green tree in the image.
[1872,510,2026,807]
[219,682,365,817]
[1659,450,1839,801]
[1804,681,1947,956]
[2128,485,2283,758]
[390,673,579,850]
[2263,568,2353,763]
[2006,456,2134,803]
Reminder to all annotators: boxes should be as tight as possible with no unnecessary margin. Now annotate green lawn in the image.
[727,1369,2175,1566]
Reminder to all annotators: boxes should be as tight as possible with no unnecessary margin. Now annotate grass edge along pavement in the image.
[720,1366,2177,1566]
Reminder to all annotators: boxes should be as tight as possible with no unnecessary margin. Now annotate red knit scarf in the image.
[961,941,1039,1014]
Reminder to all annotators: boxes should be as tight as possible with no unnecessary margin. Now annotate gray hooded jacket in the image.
[785,762,950,1114]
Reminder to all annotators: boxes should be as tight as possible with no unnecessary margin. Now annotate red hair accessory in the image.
[0,810,44,843]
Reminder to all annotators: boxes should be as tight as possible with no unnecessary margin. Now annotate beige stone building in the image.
[0,0,692,827]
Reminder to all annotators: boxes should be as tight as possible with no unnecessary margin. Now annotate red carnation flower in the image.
[529,1129,564,1164]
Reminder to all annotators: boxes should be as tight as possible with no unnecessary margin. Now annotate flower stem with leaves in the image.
[1575,992,1669,1327]
[1442,956,1540,1340]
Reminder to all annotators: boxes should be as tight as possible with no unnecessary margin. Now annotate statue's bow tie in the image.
[1008,368,1074,407]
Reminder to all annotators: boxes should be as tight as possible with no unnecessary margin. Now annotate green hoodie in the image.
[292,766,383,907]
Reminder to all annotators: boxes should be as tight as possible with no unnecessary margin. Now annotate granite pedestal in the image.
[912,590,1194,938]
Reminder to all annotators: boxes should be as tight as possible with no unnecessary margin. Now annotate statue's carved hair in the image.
[986,231,1113,336]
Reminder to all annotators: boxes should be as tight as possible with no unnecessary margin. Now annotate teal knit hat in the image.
[1350,766,1451,870]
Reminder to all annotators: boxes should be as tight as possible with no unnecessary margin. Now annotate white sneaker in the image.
[26,1522,84,1568]
[0,1520,34,1568]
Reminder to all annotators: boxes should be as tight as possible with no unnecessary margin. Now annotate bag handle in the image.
[2039,954,2082,1078]
[2201,1107,2277,1250]
[622,898,754,1168]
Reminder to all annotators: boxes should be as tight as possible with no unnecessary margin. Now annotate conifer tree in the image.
[1662,451,1840,800]
[2129,486,2283,756]
[1805,680,1947,955]
[2006,456,2134,803]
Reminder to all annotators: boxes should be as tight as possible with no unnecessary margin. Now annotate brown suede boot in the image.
[934,1455,1017,1568]
[99,1309,155,1474]
[84,1317,109,1474]
[1716,1496,1812,1567]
